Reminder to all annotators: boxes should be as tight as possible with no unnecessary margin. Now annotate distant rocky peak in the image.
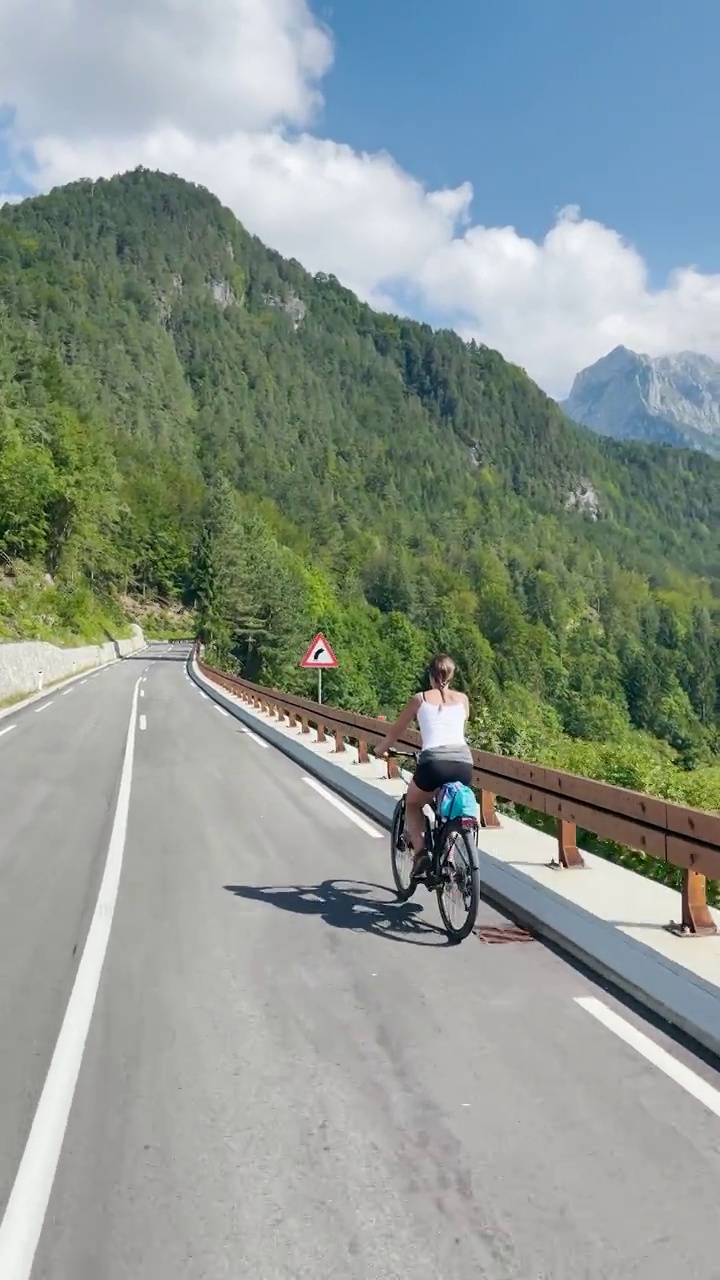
[561,347,720,458]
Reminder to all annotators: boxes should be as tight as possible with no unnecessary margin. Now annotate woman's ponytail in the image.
[429,653,456,704]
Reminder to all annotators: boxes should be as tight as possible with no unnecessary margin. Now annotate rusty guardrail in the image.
[194,650,720,938]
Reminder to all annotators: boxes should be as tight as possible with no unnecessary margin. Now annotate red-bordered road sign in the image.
[299,633,339,669]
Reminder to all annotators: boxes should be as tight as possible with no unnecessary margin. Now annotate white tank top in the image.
[416,695,468,751]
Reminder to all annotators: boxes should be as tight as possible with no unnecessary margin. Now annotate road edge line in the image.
[0,677,141,1280]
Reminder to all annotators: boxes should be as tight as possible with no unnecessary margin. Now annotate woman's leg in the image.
[405,778,434,868]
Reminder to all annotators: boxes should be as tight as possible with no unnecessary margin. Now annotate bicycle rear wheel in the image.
[436,821,480,941]
[390,797,417,900]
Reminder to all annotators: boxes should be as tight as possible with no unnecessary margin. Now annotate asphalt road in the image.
[1,644,720,1279]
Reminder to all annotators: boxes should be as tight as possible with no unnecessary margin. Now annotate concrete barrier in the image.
[0,624,145,703]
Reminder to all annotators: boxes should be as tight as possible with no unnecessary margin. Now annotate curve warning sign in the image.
[299,633,338,669]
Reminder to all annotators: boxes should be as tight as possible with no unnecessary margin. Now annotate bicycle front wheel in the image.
[436,822,480,941]
[390,798,417,900]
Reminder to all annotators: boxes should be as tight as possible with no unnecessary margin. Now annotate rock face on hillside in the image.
[562,346,720,457]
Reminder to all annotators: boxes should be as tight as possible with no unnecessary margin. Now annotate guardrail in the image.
[194,649,720,938]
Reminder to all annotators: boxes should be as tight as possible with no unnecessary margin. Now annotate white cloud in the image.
[0,0,332,137]
[2,0,720,396]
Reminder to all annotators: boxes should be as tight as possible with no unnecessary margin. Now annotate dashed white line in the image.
[0,677,141,1279]
[61,690,73,697]
[139,715,147,731]
[80,679,87,686]
[34,702,54,714]
[215,706,229,717]
[240,727,269,749]
[0,725,17,739]
[301,776,383,838]
[140,689,145,698]
[575,996,720,1120]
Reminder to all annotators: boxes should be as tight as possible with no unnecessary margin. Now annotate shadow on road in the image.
[224,878,450,947]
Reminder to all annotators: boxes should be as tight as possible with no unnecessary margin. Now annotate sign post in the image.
[299,632,339,705]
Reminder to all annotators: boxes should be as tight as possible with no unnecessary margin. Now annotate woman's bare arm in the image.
[374,693,422,756]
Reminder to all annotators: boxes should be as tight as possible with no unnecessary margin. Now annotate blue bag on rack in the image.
[436,781,477,821]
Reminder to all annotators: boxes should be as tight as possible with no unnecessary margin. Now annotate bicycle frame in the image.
[396,782,478,883]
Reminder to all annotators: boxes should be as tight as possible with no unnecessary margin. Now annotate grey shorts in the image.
[414,748,473,793]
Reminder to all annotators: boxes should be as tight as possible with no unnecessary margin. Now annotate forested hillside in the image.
[1,168,719,809]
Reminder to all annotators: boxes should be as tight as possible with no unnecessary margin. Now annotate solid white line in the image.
[139,715,147,731]
[240,727,269,749]
[0,725,16,739]
[575,996,720,1120]
[302,777,383,838]
[34,702,54,714]
[0,678,140,1279]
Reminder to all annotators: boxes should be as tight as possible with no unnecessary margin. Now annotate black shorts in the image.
[413,753,474,794]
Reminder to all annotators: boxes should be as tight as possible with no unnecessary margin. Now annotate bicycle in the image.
[387,750,481,942]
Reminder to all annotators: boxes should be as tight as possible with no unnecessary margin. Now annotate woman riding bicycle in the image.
[374,653,474,879]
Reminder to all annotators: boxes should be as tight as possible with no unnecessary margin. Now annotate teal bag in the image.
[436,781,477,821]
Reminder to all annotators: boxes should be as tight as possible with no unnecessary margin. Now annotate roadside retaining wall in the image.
[0,624,145,701]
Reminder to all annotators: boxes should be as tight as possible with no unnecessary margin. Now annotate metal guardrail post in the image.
[555,819,586,870]
[479,791,500,828]
[671,870,717,936]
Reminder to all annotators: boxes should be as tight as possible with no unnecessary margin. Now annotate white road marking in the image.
[139,715,147,731]
[575,996,720,1120]
[240,727,269,749]
[80,679,87,685]
[301,776,383,838]
[140,689,145,698]
[0,678,141,1279]
[0,725,17,739]
[215,706,229,717]
[61,690,72,697]
[34,702,54,714]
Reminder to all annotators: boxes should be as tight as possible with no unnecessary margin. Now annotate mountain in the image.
[562,345,720,457]
[1,169,719,800]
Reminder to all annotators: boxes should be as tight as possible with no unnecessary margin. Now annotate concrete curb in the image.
[191,657,720,1062]
[0,644,147,722]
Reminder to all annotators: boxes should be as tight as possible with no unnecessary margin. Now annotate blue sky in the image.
[321,0,720,284]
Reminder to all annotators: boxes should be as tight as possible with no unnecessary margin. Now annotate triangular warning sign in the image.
[300,632,338,669]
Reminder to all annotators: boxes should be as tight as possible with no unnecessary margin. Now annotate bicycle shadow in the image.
[223,878,451,947]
